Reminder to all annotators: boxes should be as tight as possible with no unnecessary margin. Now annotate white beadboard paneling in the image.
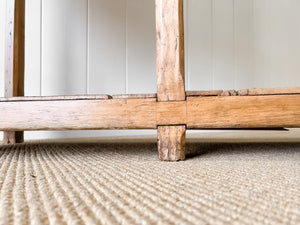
[253,0,300,88]
[0,0,5,141]
[212,0,235,90]
[24,0,42,96]
[88,0,126,95]
[234,0,254,89]
[42,0,87,95]
[126,0,156,94]
[24,0,43,140]
[186,0,213,91]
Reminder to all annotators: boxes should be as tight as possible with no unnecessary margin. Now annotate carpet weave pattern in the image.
[0,143,299,225]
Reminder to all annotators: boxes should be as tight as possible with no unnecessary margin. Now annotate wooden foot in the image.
[3,131,23,144]
[157,125,186,161]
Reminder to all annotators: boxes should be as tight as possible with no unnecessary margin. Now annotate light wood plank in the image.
[112,94,156,99]
[187,95,300,129]
[0,95,112,102]
[157,125,186,161]
[186,90,223,97]
[4,0,25,144]
[1,95,299,132]
[156,0,185,101]
[238,87,300,96]
[0,99,157,131]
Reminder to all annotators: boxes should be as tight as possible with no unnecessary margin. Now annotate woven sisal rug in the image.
[0,142,299,225]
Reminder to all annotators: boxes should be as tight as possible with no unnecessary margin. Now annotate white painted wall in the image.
[1,0,300,140]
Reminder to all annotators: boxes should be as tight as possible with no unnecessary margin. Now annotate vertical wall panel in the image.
[212,0,235,89]
[126,0,156,94]
[0,0,5,141]
[25,0,42,96]
[186,0,213,90]
[234,0,254,89]
[42,0,87,95]
[253,0,300,88]
[88,0,126,95]
[24,0,43,140]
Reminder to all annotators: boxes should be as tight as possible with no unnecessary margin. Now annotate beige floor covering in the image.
[0,142,299,225]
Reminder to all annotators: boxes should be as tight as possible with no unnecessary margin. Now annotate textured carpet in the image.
[0,142,299,225]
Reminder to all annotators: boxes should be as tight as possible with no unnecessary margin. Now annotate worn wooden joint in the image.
[157,125,186,161]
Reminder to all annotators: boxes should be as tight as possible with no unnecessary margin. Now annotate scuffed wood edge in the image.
[186,90,223,97]
[112,94,157,99]
[0,95,112,102]
[238,87,300,96]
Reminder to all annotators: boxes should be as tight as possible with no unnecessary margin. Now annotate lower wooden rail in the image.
[1,91,300,131]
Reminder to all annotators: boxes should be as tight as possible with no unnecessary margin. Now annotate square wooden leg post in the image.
[158,126,186,161]
[3,0,25,144]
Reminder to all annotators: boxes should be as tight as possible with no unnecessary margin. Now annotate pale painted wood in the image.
[186,0,213,90]
[253,0,300,88]
[212,0,235,90]
[126,0,156,94]
[42,0,87,95]
[25,0,41,96]
[88,0,126,95]
[234,0,254,89]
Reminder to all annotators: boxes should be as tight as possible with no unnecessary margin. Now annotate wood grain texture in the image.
[0,99,157,131]
[157,125,186,161]
[187,95,300,129]
[0,95,112,102]
[238,87,300,96]
[221,90,238,96]
[112,94,156,99]
[4,0,25,144]
[1,94,300,131]
[186,90,223,97]
[156,0,185,101]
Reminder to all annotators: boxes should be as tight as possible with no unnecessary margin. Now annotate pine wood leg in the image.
[157,125,186,161]
[3,131,23,144]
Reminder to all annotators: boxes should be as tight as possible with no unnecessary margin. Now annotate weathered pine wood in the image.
[221,90,238,96]
[1,95,300,132]
[156,0,186,161]
[187,95,300,129]
[238,87,300,96]
[4,0,25,144]
[0,95,112,102]
[112,93,157,99]
[186,90,223,97]
[156,0,185,101]
[157,126,186,161]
